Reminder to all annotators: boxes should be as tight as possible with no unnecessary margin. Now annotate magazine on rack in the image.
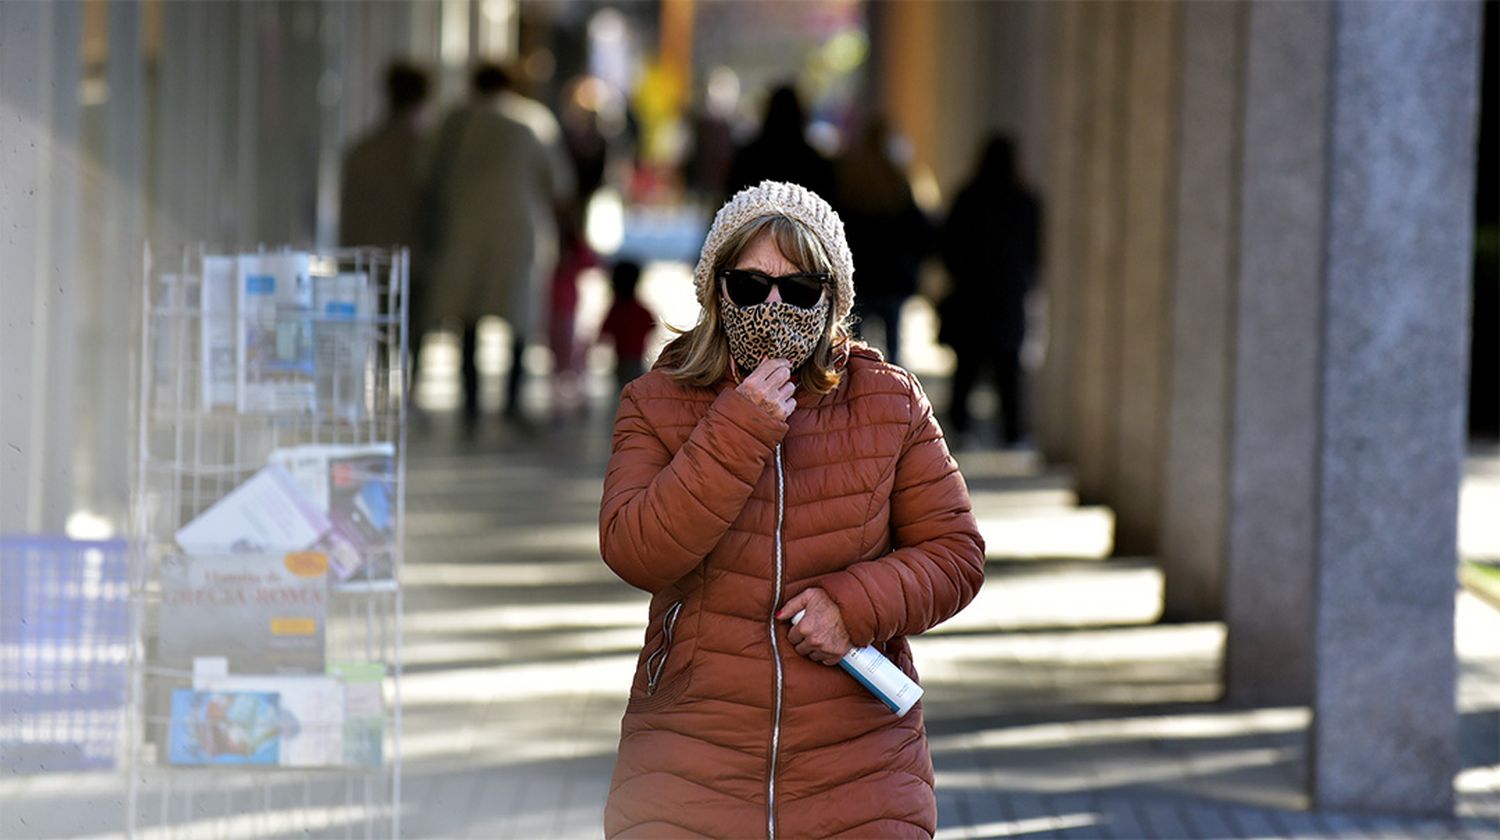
[237,252,316,413]
[199,255,238,411]
[174,464,330,556]
[313,272,374,422]
[326,448,396,581]
[267,444,395,581]
[152,274,192,412]
[167,689,282,766]
[192,672,345,767]
[328,662,384,767]
[157,551,329,677]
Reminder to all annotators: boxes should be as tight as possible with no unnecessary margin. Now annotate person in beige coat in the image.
[424,63,573,424]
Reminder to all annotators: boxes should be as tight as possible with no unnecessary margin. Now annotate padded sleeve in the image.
[810,373,986,645]
[600,384,787,593]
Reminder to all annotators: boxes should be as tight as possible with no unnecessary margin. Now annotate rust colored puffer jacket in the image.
[599,347,986,838]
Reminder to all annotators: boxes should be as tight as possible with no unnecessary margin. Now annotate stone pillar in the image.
[41,2,82,532]
[0,1,48,532]
[1110,1,1180,556]
[1037,1,1089,466]
[1309,0,1479,815]
[1223,0,1332,706]
[1158,1,1245,621]
[1072,1,1128,506]
[91,0,144,526]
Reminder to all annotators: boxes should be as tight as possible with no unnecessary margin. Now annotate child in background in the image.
[598,261,655,393]
[549,218,596,424]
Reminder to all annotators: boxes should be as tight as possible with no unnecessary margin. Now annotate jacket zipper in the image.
[646,600,684,695]
[767,443,786,840]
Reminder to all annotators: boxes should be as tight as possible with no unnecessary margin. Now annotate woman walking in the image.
[599,181,985,838]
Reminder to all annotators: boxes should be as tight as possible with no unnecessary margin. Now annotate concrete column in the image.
[1073,1,1128,507]
[39,2,82,533]
[1223,0,1332,706]
[1309,0,1479,815]
[1111,1,1180,556]
[1158,1,1245,621]
[1036,1,1089,465]
[93,0,144,526]
[0,1,48,532]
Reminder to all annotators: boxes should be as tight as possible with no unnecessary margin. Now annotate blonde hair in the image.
[660,215,852,394]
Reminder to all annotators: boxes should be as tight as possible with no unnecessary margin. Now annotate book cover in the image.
[157,552,329,677]
[174,464,330,556]
[328,662,384,768]
[237,252,316,413]
[265,444,394,580]
[194,674,345,767]
[167,689,282,766]
[312,272,374,422]
[152,274,187,413]
[200,256,238,411]
[327,451,395,549]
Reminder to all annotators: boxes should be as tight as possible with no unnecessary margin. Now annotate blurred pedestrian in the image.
[422,63,573,426]
[834,116,932,366]
[725,85,834,201]
[685,66,740,201]
[549,213,597,424]
[559,75,611,212]
[599,180,984,838]
[597,260,654,393]
[939,134,1041,447]
[339,61,431,386]
[341,61,430,250]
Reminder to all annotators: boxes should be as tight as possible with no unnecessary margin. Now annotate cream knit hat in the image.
[693,180,856,324]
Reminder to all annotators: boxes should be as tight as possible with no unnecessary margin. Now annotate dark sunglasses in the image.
[718,268,830,309]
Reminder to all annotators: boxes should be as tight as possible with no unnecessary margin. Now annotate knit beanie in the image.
[693,180,856,325]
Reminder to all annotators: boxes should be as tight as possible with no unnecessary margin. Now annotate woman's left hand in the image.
[778,587,852,665]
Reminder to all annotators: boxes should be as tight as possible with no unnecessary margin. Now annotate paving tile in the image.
[1314,812,1370,839]
[1093,797,1154,840]
[1178,803,1240,838]
[1222,807,1287,839]
[1136,800,1195,839]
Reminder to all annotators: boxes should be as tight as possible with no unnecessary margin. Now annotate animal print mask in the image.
[719,294,830,374]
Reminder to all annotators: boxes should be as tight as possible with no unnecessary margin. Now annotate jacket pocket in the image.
[628,600,689,714]
[644,600,684,695]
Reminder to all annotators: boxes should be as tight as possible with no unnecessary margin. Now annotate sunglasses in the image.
[718,268,830,309]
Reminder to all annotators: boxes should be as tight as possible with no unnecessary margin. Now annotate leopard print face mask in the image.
[719,292,830,375]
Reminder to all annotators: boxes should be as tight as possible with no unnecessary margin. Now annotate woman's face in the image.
[724,231,827,308]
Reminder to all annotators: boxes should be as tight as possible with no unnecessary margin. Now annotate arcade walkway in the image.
[394,407,1500,839]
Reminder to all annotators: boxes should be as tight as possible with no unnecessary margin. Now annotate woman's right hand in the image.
[738,358,797,421]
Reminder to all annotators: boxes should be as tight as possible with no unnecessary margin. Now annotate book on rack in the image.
[151,273,192,413]
[313,272,375,422]
[200,255,238,411]
[192,671,345,768]
[327,448,396,582]
[167,689,282,766]
[174,464,330,556]
[327,662,384,767]
[267,444,395,581]
[237,251,316,413]
[157,552,329,677]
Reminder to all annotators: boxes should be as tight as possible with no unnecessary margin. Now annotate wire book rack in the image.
[129,245,409,839]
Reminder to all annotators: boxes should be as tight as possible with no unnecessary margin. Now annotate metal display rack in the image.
[129,246,408,838]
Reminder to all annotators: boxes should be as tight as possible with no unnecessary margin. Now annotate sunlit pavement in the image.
[390,403,1500,840]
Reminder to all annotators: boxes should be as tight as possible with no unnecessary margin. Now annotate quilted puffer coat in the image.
[599,346,986,838]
